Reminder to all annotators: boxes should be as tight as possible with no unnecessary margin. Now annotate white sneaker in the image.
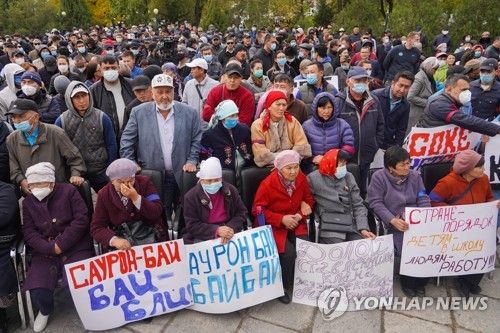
[33,313,49,332]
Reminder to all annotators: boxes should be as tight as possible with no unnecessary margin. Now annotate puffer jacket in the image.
[302,92,355,160]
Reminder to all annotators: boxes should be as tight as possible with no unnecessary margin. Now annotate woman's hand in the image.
[300,201,312,216]
[54,243,62,255]
[282,215,299,230]
[120,183,139,202]
[361,230,376,240]
[218,226,234,245]
[111,237,132,251]
[390,218,409,232]
[70,176,84,186]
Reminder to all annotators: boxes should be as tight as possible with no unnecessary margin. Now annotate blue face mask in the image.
[41,52,50,59]
[78,47,86,53]
[277,58,287,66]
[474,51,481,58]
[223,118,238,129]
[465,37,471,42]
[290,42,297,47]
[253,69,263,78]
[14,115,34,133]
[51,51,57,56]
[202,181,222,194]
[335,165,347,179]
[306,73,318,85]
[341,65,349,70]
[270,43,277,51]
[352,83,367,94]
[480,73,494,84]
[14,74,23,87]
[132,49,139,56]
[203,55,213,63]
[298,51,304,58]
[18,47,24,52]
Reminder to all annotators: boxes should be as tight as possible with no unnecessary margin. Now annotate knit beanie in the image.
[21,71,42,87]
[197,157,222,180]
[453,150,482,174]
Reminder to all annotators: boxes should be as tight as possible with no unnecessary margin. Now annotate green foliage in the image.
[1,0,58,35]
[200,0,232,30]
[332,0,382,33]
[59,0,93,30]
[449,0,500,41]
[314,0,334,27]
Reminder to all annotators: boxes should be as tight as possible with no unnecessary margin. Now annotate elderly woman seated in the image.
[90,158,168,252]
[430,150,500,298]
[201,100,253,178]
[307,149,375,244]
[182,157,247,244]
[251,91,311,167]
[367,146,431,298]
[22,162,94,333]
[253,150,314,304]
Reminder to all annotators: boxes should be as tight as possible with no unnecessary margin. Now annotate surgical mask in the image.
[103,69,119,82]
[413,42,422,48]
[58,65,68,73]
[464,46,471,50]
[132,49,139,56]
[18,47,24,52]
[41,52,50,59]
[223,118,238,129]
[442,30,449,35]
[298,51,304,58]
[474,51,481,58]
[458,90,471,105]
[21,85,37,96]
[203,55,213,63]
[270,43,276,51]
[251,27,256,32]
[442,48,447,53]
[14,74,23,87]
[14,115,34,132]
[78,47,86,53]
[352,82,368,94]
[286,58,294,63]
[51,51,57,56]
[202,181,222,194]
[31,187,51,201]
[306,73,318,85]
[253,69,263,78]
[438,60,446,67]
[116,38,123,43]
[384,38,390,44]
[156,102,174,110]
[465,37,471,42]
[106,50,114,55]
[76,66,86,72]
[365,70,372,76]
[277,58,286,66]
[290,42,297,47]
[341,65,350,70]
[15,58,24,65]
[335,165,347,179]
[480,74,494,84]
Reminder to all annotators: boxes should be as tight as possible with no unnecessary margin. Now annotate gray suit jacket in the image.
[120,101,202,187]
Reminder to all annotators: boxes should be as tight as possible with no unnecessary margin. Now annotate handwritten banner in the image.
[187,225,284,313]
[405,125,481,170]
[65,240,192,331]
[292,236,394,310]
[401,202,498,277]
[484,122,500,184]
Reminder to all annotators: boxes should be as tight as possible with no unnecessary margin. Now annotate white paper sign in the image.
[401,202,498,277]
[187,225,284,313]
[65,240,192,331]
[484,122,500,184]
[292,235,394,310]
[405,125,481,170]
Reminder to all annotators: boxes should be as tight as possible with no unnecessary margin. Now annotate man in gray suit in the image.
[120,74,202,225]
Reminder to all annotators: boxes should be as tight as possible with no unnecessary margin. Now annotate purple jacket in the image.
[367,168,430,255]
[22,183,94,291]
[182,181,247,244]
[302,92,355,160]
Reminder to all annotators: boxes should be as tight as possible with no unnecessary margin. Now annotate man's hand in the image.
[390,218,409,232]
[183,163,197,172]
[111,238,132,251]
[361,230,376,240]
[20,179,31,195]
[70,176,84,186]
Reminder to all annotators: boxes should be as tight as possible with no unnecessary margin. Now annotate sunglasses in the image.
[34,43,41,45]
[226,42,234,45]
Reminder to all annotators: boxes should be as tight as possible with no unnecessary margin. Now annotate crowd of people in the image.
[0,21,499,332]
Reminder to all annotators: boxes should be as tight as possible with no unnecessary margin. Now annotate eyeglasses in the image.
[226,42,234,45]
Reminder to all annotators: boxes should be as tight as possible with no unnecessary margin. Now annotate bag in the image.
[319,185,355,233]
[113,220,160,247]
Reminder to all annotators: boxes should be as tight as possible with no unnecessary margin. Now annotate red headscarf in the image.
[262,90,292,131]
[319,149,340,177]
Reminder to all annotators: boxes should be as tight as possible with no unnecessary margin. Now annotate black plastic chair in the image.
[240,167,272,229]
[140,169,165,204]
[420,162,453,194]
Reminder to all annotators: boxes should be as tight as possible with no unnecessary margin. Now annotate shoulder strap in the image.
[446,181,475,205]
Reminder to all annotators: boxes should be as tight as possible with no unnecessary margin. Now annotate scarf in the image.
[251,73,263,87]
[277,170,296,197]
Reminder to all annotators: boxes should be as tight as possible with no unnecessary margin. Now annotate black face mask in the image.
[177,53,186,61]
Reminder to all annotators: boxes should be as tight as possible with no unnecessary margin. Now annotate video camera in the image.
[157,36,178,64]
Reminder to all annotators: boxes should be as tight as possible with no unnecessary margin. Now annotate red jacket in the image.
[430,170,494,206]
[252,170,314,253]
[90,175,168,250]
[202,84,255,127]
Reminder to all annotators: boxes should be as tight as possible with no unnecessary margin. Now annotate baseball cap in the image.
[70,84,89,98]
[347,66,371,79]
[435,52,448,58]
[44,56,57,72]
[224,63,243,76]
[186,58,208,70]
[151,74,173,88]
[480,58,498,71]
[6,99,38,115]
[131,75,151,91]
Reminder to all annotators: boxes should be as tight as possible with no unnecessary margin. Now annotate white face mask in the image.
[31,187,51,201]
[21,85,37,96]
[438,60,446,67]
[458,89,471,105]
[15,58,24,65]
[366,70,372,76]
[156,102,174,110]
[58,65,69,73]
[103,69,119,82]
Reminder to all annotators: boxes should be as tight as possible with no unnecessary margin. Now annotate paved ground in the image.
[5,246,500,333]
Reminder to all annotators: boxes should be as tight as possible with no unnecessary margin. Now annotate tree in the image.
[200,0,232,30]
[315,0,334,27]
[59,0,93,30]
[87,0,112,26]
[1,0,58,35]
